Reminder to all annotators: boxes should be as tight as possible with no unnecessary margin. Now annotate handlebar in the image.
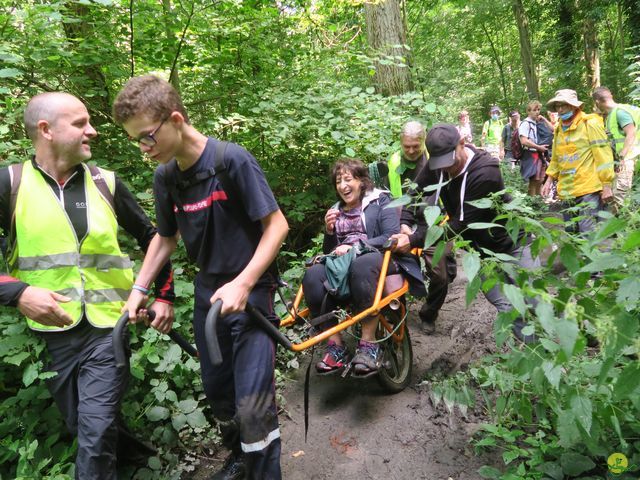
[205,299,293,367]
[113,310,198,368]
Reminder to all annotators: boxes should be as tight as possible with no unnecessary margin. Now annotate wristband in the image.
[132,284,150,295]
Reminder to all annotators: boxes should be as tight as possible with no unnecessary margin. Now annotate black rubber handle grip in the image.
[204,300,293,367]
[204,300,224,367]
[113,310,198,368]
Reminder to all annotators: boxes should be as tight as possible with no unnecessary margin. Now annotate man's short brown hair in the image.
[112,75,189,124]
[591,86,613,102]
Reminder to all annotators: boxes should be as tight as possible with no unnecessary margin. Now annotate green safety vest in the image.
[9,161,134,331]
[605,104,640,154]
[387,151,403,198]
[484,119,504,146]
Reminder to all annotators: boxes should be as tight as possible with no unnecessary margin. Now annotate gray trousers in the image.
[560,192,604,235]
[41,319,127,480]
[482,242,540,337]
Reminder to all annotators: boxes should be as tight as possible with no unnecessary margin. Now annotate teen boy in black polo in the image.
[113,76,288,480]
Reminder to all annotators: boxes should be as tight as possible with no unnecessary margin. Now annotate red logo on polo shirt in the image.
[174,190,228,213]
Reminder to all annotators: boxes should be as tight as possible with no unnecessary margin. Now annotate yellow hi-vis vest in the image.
[9,161,134,331]
[387,151,403,198]
[605,104,640,155]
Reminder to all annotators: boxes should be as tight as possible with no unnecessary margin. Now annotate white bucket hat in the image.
[547,89,583,112]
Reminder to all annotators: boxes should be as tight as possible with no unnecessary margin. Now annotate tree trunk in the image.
[364,0,413,96]
[583,16,600,90]
[512,0,539,99]
[480,23,509,107]
[622,0,640,49]
[62,2,111,123]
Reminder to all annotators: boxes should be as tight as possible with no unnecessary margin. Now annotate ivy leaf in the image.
[535,301,556,337]
[466,275,482,307]
[178,399,198,414]
[570,394,592,433]
[579,254,625,273]
[616,277,640,311]
[559,244,580,273]
[592,217,625,243]
[477,466,502,479]
[423,205,442,227]
[22,363,39,387]
[502,284,527,316]
[186,409,207,428]
[467,222,503,230]
[622,230,640,250]
[614,362,640,401]
[171,413,187,431]
[0,68,23,78]
[147,406,170,421]
[462,251,481,282]
[423,225,443,249]
[560,452,595,477]
[542,361,561,390]
[556,319,579,358]
[345,147,355,156]
[431,240,446,266]
[465,198,492,209]
[557,410,580,448]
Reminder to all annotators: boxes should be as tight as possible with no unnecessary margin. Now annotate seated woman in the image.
[302,158,424,377]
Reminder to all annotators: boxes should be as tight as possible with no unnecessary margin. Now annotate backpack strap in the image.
[8,163,23,225]
[87,164,115,212]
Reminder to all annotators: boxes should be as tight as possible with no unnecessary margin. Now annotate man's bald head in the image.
[23,92,83,141]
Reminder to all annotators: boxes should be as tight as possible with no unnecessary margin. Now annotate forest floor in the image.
[190,260,502,480]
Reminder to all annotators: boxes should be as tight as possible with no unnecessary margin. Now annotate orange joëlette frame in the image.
[279,248,422,352]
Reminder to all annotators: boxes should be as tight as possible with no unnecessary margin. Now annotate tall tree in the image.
[583,12,601,90]
[512,0,539,99]
[364,0,413,96]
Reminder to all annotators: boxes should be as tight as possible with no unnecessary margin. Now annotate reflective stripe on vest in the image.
[387,151,403,198]
[606,104,640,153]
[10,161,134,331]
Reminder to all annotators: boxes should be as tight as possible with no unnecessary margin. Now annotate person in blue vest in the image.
[113,75,289,480]
[0,92,175,479]
[591,86,640,212]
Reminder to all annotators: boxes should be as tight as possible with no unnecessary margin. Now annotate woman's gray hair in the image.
[400,121,426,140]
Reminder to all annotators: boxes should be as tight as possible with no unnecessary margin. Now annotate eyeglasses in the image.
[130,116,169,147]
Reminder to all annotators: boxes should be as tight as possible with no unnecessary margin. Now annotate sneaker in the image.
[351,341,382,377]
[209,452,246,480]
[316,341,350,375]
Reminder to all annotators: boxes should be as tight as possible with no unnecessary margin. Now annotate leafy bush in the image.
[427,183,640,479]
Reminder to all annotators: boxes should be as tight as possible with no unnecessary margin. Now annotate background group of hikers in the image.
[1,76,636,480]
[458,86,638,217]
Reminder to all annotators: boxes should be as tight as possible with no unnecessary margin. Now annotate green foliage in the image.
[427,182,640,479]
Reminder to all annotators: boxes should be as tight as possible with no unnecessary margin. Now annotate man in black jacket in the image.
[414,123,539,343]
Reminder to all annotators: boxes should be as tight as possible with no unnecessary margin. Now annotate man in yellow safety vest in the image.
[591,86,640,211]
[0,92,174,479]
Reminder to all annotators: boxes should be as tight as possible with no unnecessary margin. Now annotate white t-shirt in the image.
[518,118,537,150]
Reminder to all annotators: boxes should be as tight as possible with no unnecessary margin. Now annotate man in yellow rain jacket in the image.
[542,89,615,234]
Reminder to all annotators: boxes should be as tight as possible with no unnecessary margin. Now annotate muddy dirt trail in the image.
[190,266,501,480]
[277,268,500,480]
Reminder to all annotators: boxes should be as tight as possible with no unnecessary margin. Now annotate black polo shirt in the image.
[154,138,279,281]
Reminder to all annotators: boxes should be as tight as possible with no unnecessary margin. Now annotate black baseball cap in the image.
[426,124,461,170]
